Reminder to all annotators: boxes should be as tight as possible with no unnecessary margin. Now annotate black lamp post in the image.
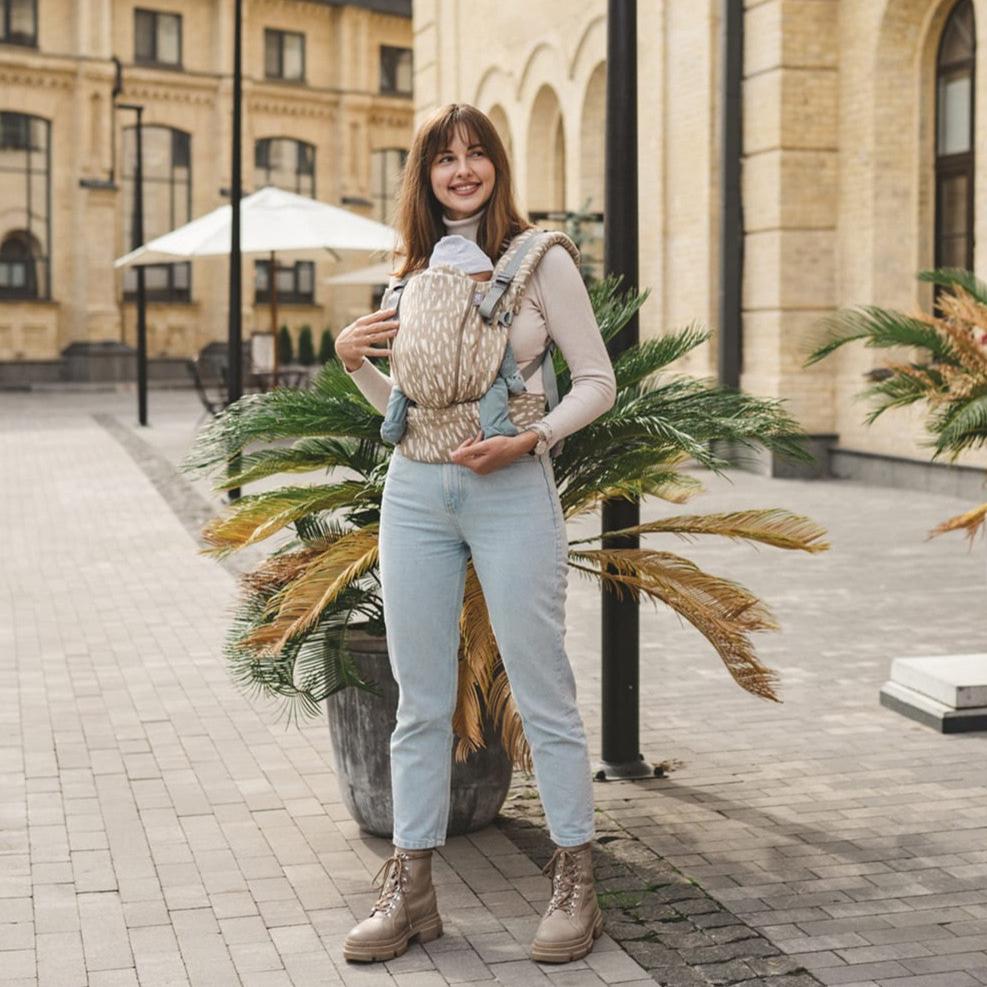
[117,102,148,427]
[227,0,244,500]
[596,0,659,781]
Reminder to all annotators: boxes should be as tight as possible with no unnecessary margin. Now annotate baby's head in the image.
[428,234,493,282]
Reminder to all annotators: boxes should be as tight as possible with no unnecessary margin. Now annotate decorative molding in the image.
[0,66,75,92]
[368,110,412,128]
[248,96,337,120]
[122,83,217,107]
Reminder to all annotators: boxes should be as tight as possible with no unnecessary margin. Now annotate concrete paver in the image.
[2,389,987,986]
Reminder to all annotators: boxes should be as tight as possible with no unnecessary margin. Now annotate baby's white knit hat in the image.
[429,234,494,275]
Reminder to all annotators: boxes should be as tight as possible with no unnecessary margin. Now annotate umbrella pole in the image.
[270,249,279,387]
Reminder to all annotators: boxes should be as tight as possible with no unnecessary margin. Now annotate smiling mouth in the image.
[451,184,479,195]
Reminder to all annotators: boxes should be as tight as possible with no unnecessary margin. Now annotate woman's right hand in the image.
[334,307,399,372]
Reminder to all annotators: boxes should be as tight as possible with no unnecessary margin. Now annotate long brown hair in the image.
[392,103,532,278]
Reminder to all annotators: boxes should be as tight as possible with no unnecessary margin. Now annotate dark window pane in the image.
[939,0,975,66]
[7,0,37,44]
[298,142,314,175]
[135,10,155,61]
[940,174,970,235]
[937,69,973,155]
[297,262,313,294]
[264,30,280,77]
[144,266,169,292]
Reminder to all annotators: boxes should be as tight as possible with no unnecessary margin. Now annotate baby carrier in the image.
[384,228,580,464]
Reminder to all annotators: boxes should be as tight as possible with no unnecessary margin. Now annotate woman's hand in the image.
[450,429,539,474]
[334,307,399,372]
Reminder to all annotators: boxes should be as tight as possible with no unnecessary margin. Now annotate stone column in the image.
[740,0,839,476]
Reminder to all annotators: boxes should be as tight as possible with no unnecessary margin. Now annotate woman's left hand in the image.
[450,429,538,474]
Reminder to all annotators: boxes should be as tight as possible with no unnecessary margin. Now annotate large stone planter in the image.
[325,625,514,838]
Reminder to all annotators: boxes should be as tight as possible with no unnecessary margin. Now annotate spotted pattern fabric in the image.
[389,229,580,464]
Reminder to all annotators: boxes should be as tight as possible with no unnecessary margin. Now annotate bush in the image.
[297,325,316,366]
[318,328,334,365]
[277,325,293,365]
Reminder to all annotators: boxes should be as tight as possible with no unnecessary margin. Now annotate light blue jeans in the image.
[378,447,595,850]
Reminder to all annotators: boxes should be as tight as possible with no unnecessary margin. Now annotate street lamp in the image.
[227,0,244,500]
[117,102,148,427]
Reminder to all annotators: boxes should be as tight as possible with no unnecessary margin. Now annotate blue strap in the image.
[476,231,545,325]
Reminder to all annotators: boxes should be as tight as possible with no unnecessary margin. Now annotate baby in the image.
[379,234,527,446]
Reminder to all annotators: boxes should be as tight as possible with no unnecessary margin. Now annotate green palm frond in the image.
[611,324,710,390]
[217,436,386,489]
[806,305,957,366]
[918,267,987,305]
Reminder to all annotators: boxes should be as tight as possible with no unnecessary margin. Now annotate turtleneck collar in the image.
[441,207,484,244]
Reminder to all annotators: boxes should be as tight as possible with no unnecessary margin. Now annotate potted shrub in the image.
[807,267,987,544]
[183,278,829,838]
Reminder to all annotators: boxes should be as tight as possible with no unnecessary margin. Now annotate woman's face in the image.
[429,127,496,221]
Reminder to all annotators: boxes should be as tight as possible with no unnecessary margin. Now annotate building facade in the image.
[0,0,412,374]
[414,0,987,478]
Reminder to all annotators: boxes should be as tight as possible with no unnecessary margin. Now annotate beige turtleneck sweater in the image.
[344,209,617,447]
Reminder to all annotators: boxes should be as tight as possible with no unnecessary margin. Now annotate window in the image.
[134,8,182,67]
[0,112,50,299]
[1,0,37,46]
[255,137,315,196]
[255,259,314,305]
[264,28,305,81]
[122,126,191,301]
[935,0,976,274]
[379,46,412,96]
[370,148,407,224]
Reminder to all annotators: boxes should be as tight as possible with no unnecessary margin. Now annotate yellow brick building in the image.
[414,0,987,485]
[0,0,412,378]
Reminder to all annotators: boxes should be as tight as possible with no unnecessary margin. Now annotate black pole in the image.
[597,0,655,781]
[227,0,243,500]
[719,0,743,391]
[119,102,148,427]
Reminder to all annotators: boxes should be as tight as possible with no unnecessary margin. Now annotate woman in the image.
[334,103,617,965]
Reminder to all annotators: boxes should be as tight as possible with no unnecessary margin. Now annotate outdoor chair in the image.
[186,357,227,423]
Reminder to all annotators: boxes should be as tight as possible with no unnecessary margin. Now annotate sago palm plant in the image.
[182,277,829,771]
[806,267,987,542]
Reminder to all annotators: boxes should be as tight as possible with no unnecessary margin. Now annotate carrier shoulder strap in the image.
[477,229,581,327]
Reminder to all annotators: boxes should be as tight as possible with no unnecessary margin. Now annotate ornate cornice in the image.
[0,65,74,92]
[368,110,412,129]
[121,82,216,107]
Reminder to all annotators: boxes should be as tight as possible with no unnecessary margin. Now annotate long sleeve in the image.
[524,245,617,443]
[344,356,393,416]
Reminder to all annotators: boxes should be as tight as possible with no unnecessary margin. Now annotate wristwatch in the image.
[522,421,553,456]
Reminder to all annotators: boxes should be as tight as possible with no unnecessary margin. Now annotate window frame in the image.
[1,0,38,47]
[934,0,976,276]
[134,7,183,69]
[254,259,315,306]
[379,45,413,96]
[0,111,51,301]
[264,27,306,82]
[370,147,408,224]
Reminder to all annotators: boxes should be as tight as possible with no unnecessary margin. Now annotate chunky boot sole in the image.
[530,909,604,964]
[343,912,443,963]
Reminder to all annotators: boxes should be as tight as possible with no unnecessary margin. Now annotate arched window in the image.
[370,148,407,224]
[122,125,192,301]
[935,0,976,272]
[0,112,50,299]
[255,138,315,196]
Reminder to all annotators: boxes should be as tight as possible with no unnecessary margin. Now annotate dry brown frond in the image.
[570,548,782,702]
[930,501,987,543]
[451,564,498,757]
[582,509,830,553]
[242,527,379,652]
[485,667,532,773]
[240,547,323,596]
[936,290,987,375]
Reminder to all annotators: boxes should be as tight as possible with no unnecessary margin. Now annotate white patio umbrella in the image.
[324,261,394,286]
[114,186,397,381]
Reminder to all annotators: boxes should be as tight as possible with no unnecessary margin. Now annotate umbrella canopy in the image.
[324,261,394,286]
[114,186,396,268]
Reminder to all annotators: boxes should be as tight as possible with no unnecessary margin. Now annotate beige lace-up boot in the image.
[343,847,443,962]
[530,842,603,963]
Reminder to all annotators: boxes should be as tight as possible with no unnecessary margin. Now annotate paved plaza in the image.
[2,388,986,987]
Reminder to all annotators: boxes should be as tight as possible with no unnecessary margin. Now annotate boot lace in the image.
[369,851,410,916]
[542,847,582,917]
